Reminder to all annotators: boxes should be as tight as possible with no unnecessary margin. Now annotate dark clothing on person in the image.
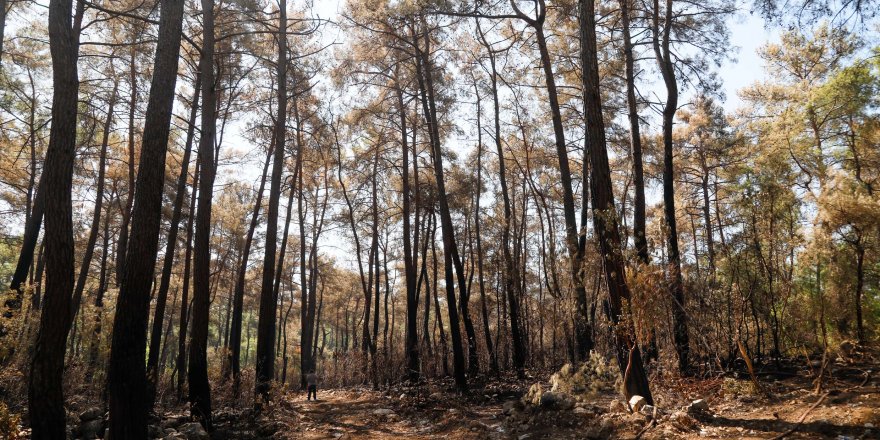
[306,372,318,400]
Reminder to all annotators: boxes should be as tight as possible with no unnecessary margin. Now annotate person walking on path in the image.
[306,370,318,401]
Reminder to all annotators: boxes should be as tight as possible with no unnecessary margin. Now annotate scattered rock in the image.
[609,399,627,414]
[178,422,209,440]
[79,407,103,422]
[687,399,710,416]
[161,416,185,430]
[670,411,698,431]
[372,408,395,416]
[503,400,520,415]
[573,407,588,415]
[539,391,560,407]
[429,392,443,400]
[629,395,647,412]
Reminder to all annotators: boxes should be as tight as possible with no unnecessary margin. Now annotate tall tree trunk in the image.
[227,134,273,389]
[27,0,82,436]
[476,19,523,375]
[147,72,201,406]
[415,24,466,391]
[511,0,593,360]
[117,47,139,284]
[619,0,648,264]
[0,0,7,64]
[399,69,420,382]
[70,80,118,319]
[107,0,186,435]
[652,0,689,373]
[188,0,216,426]
[176,159,199,401]
[854,239,865,345]
[472,77,498,375]
[580,0,653,403]
[255,0,287,402]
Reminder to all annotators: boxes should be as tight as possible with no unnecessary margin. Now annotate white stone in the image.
[629,395,647,412]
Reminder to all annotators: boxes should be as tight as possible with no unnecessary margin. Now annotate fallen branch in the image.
[633,406,657,440]
[769,391,829,440]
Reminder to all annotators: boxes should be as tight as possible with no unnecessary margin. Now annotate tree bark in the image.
[619,0,649,264]
[70,80,118,320]
[106,0,186,435]
[398,69,420,382]
[415,24,466,390]
[227,132,273,388]
[652,0,690,373]
[116,47,139,284]
[255,0,287,402]
[27,0,82,436]
[188,0,216,426]
[147,73,201,406]
[510,0,593,360]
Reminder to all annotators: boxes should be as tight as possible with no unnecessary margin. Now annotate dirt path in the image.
[285,389,503,440]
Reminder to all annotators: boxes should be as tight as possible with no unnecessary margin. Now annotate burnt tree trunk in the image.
[188,0,216,426]
[580,0,653,403]
[106,0,186,435]
[27,0,83,437]
[652,0,689,373]
[147,72,201,406]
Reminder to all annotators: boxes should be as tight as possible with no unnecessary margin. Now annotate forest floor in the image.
[193,354,879,440]
[21,351,876,439]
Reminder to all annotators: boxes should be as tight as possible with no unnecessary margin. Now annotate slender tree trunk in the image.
[188,0,216,425]
[399,70,420,382]
[619,0,648,264]
[255,0,287,402]
[227,139,273,388]
[107,0,186,435]
[476,20,524,375]
[471,75,498,374]
[89,205,111,367]
[855,240,865,345]
[176,159,198,401]
[70,80,118,319]
[415,24,466,390]
[147,73,201,406]
[0,0,7,64]
[117,47,139,284]
[514,3,593,359]
[652,0,689,374]
[28,0,82,436]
